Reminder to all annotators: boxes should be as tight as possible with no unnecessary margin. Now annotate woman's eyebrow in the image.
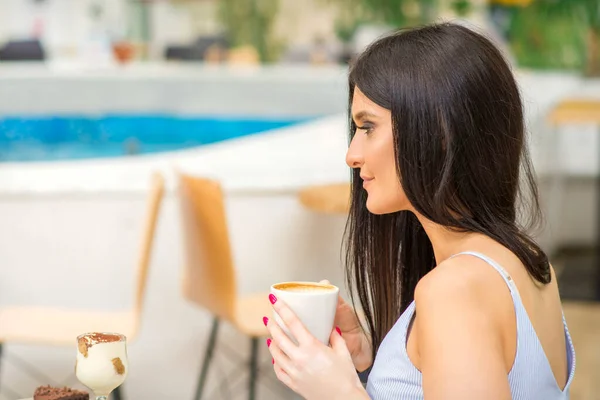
[353,111,378,122]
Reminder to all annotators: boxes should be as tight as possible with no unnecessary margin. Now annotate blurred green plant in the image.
[572,0,600,75]
[507,0,599,75]
[321,0,438,43]
[217,0,282,62]
[451,0,474,17]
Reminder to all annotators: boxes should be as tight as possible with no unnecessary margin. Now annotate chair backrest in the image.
[548,99,600,125]
[178,173,238,322]
[133,172,165,318]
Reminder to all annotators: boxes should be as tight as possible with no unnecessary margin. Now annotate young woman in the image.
[263,23,575,399]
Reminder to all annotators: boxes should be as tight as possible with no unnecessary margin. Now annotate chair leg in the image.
[0,342,3,391]
[248,337,259,400]
[194,317,220,400]
[112,385,123,400]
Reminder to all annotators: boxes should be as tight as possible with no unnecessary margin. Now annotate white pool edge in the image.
[0,114,351,196]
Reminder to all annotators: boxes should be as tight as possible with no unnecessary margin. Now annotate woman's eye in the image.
[356,125,373,135]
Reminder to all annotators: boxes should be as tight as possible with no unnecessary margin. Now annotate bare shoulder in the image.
[415,254,511,307]
[412,253,515,370]
[413,253,516,342]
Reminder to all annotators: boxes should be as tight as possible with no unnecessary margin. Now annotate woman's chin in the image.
[366,196,407,215]
[365,197,388,215]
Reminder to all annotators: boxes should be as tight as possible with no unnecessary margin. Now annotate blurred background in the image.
[0,0,598,399]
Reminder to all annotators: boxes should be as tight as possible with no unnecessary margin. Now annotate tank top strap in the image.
[449,251,522,301]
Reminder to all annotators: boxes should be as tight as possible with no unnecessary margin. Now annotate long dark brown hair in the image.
[344,23,550,363]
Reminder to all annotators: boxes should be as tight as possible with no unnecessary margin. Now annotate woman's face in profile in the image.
[346,87,410,214]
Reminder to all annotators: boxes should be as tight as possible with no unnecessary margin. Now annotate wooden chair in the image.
[0,172,165,400]
[547,99,600,125]
[177,173,271,400]
[297,183,351,214]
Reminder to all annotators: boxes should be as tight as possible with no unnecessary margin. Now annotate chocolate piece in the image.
[77,339,88,358]
[33,385,89,400]
[112,357,125,375]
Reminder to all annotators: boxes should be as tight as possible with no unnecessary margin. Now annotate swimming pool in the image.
[0,114,310,162]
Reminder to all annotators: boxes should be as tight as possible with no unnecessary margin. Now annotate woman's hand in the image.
[264,294,368,400]
[320,280,373,372]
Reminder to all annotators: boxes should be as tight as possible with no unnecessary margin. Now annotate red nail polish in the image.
[267,338,272,347]
[263,316,268,326]
[272,358,275,364]
[269,294,277,304]
[336,326,342,336]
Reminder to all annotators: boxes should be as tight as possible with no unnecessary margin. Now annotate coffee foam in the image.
[273,282,337,293]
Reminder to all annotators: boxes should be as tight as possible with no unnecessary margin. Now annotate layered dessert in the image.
[33,385,89,400]
[75,332,128,396]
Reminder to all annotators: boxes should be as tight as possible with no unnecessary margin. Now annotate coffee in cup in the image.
[270,281,339,345]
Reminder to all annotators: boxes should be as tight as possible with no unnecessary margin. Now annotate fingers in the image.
[273,362,296,392]
[268,338,296,377]
[266,314,300,359]
[270,296,313,345]
[319,279,330,285]
[329,327,350,357]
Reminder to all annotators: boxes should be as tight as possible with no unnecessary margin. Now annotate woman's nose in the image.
[346,137,364,168]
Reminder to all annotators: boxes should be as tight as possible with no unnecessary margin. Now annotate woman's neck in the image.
[414,212,484,265]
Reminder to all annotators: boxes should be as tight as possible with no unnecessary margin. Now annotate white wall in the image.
[0,0,45,41]
[0,64,348,117]
[0,0,126,63]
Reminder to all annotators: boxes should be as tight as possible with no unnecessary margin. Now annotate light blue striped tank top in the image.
[367,251,576,399]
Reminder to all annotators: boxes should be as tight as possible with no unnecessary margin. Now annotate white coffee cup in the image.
[270,281,339,345]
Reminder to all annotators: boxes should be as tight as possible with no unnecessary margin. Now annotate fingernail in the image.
[266,338,272,347]
[269,294,277,304]
[272,358,275,364]
[336,326,342,336]
[263,316,269,326]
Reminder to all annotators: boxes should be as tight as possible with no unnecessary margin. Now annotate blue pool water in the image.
[0,115,310,162]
